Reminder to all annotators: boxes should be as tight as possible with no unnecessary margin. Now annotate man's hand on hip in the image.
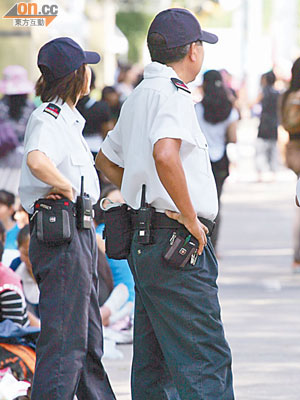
[165,210,208,255]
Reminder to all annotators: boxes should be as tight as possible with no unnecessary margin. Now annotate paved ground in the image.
[103,118,300,400]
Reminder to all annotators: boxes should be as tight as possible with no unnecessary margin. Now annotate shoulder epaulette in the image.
[43,103,61,119]
[171,78,191,94]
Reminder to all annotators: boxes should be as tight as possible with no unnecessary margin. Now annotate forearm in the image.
[227,121,237,143]
[28,310,40,328]
[154,144,196,220]
[27,150,71,191]
[95,150,124,189]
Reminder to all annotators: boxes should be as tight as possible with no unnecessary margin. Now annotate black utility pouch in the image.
[101,201,132,260]
[163,233,197,268]
[33,198,75,247]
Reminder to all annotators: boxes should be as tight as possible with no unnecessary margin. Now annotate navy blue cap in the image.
[148,8,218,48]
[37,37,101,82]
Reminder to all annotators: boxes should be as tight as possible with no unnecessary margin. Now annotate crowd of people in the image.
[0,28,300,398]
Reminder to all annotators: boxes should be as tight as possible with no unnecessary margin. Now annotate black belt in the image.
[131,211,215,237]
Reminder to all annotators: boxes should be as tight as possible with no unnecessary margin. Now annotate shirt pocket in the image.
[194,136,210,176]
[70,153,86,167]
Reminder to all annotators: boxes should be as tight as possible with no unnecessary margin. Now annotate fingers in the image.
[198,243,205,255]
[165,210,180,221]
[46,193,62,200]
[201,223,209,235]
[197,228,207,255]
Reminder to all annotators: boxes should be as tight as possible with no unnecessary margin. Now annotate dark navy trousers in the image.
[127,227,234,400]
[29,226,115,400]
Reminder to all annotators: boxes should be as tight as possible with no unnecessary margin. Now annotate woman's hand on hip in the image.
[46,182,74,201]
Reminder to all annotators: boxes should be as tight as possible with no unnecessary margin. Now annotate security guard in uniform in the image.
[97,8,234,400]
[19,38,116,400]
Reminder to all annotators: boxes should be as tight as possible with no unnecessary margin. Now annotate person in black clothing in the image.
[77,69,114,157]
[195,70,238,251]
[255,70,280,180]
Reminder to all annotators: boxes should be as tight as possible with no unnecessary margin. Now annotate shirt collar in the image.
[143,62,181,81]
[52,97,86,129]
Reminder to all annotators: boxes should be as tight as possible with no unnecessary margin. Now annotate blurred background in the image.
[1,2,300,399]
[0,0,299,97]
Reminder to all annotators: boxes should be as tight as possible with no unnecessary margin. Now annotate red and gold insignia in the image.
[171,78,191,94]
[43,103,61,119]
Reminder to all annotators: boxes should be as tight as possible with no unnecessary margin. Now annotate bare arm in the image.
[28,310,40,328]
[101,121,115,139]
[153,138,208,254]
[27,150,73,200]
[95,150,124,189]
[226,121,237,143]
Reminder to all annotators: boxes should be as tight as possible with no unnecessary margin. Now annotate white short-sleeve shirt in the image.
[195,102,239,162]
[19,98,100,213]
[101,62,218,221]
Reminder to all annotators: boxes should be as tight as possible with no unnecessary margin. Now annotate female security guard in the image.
[19,38,116,400]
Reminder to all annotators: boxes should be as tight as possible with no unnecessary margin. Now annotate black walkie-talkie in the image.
[76,176,93,230]
[137,184,154,244]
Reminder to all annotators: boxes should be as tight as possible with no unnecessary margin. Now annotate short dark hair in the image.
[0,190,15,207]
[35,64,87,104]
[147,33,191,64]
[264,70,276,86]
[102,86,117,100]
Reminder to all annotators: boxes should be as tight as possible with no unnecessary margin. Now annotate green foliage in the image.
[199,7,233,28]
[116,11,152,63]
[262,0,273,32]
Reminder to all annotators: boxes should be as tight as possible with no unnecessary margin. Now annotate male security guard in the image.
[96,8,234,400]
[19,38,115,400]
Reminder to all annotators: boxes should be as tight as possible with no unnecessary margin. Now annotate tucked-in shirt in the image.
[101,62,218,221]
[195,103,239,163]
[19,98,100,213]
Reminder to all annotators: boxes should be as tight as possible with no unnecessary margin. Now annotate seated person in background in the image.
[10,206,29,272]
[0,190,19,250]
[0,239,39,328]
[76,68,114,157]
[14,225,39,318]
[14,204,29,230]
[0,190,20,267]
[96,225,132,328]
[97,249,114,307]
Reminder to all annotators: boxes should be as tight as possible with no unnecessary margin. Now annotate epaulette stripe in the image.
[43,103,61,119]
[170,77,191,94]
